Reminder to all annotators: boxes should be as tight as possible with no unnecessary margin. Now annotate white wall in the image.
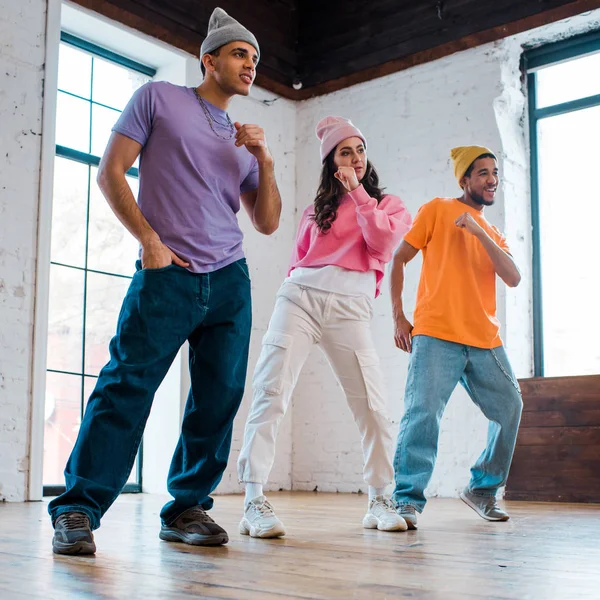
[223,88,297,493]
[0,0,48,501]
[1,0,599,502]
[291,9,600,497]
[293,46,510,495]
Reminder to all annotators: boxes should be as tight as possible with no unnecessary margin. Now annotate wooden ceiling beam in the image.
[66,0,300,98]
[294,0,600,99]
[65,0,600,101]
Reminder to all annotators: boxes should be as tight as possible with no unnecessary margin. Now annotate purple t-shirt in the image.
[112,81,259,273]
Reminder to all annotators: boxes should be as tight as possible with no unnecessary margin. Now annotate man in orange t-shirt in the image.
[389,146,523,529]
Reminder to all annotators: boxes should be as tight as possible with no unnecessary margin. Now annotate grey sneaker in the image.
[239,496,286,538]
[52,512,96,555]
[460,488,509,521]
[396,504,418,530]
[160,506,229,546]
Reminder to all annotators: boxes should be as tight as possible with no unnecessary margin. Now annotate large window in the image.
[43,34,155,494]
[526,31,600,377]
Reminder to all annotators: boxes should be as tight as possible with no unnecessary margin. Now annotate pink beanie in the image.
[316,116,366,163]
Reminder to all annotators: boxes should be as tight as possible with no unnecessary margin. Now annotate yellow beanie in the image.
[450,146,497,186]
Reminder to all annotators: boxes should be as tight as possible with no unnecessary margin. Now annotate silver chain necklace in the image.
[193,88,235,140]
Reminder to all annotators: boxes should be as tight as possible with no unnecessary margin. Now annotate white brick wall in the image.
[1,1,599,502]
[290,9,600,498]
[292,46,508,496]
[0,0,47,501]
[218,88,297,494]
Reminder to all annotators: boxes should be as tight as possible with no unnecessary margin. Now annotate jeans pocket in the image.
[233,259,251,281]
[141,263,177,274]
[253,331,293,395]
[355,349,387,411]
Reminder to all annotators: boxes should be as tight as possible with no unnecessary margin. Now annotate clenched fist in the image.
[455,212,484,237]
[334,166,360,192]
[234,122,273,164]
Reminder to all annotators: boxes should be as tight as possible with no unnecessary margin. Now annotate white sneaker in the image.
[363,496,408,532]
[239,496,286,538]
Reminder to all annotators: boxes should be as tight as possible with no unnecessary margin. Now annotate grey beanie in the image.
[200,7,260,60]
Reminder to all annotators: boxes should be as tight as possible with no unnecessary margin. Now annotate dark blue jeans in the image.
[48,258,252,529]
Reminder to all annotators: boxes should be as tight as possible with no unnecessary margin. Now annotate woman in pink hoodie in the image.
[237,116,412,538]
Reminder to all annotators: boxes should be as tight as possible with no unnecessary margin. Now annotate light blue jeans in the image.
[392,335,523,511]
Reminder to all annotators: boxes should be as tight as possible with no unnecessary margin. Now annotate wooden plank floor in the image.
[1,492,599,599]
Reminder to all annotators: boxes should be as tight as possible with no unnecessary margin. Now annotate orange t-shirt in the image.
[404,197,510,349]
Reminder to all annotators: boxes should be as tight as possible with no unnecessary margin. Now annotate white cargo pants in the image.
[237,281,394,488]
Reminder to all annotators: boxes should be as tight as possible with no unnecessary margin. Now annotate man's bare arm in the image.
[240,158,281,236]
[97,132,188,269]
[455,212,520,287]
[390,240,419,352]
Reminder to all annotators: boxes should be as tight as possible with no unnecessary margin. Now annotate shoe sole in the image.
[362,515,408,532]
[159,528,229,546]
[459,492,509,522]
[239,518,285,538]
[52,540,96,555]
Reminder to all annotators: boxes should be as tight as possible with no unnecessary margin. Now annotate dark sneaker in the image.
[460,488,510,521]
[159,506,228,546]
[52,512,96,555]
[396,504,418,530]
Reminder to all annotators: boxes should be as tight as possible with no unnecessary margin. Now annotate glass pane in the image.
[84,272,131,376]
[82,375,140,485]
[43,372,82,486]
[91,103,120,158]
[92,56,150,111]
[50,157,88,267]
[57,43,92,99]
[47,265,85,373]
[56,92,90,153]
[127,454,140,485]
[537,52,600,109]
[538,105,600,376]
[83,375,97,412]
[88,168,139,275]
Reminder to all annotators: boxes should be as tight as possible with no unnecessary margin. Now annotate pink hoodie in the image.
[288,185,412,297]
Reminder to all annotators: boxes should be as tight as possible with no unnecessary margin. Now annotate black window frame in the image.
[43,33,156,497]
[524,29,600,377]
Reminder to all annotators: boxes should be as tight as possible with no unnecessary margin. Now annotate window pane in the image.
[57,43,91,99]
[537,52,600,109]
[92,56,149,111]
[82,375,140,486]
[84,272,131,376]
[538,105,600,376]
[56,92,90,153]
[128,455,140,485]
[83,375,97,412]
[88,168,139,275]
[43,372,82,486]
[50,157,88,267]
[91,103,120,158]
[47,265,84,373]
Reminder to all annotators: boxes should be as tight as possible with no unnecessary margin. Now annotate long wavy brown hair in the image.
[312,149,385,233]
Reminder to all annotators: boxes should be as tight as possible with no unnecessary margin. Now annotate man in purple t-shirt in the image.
[49,8,281,555]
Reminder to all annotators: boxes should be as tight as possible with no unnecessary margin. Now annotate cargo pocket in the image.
[355,349,387,412]
[253,331,293,395]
